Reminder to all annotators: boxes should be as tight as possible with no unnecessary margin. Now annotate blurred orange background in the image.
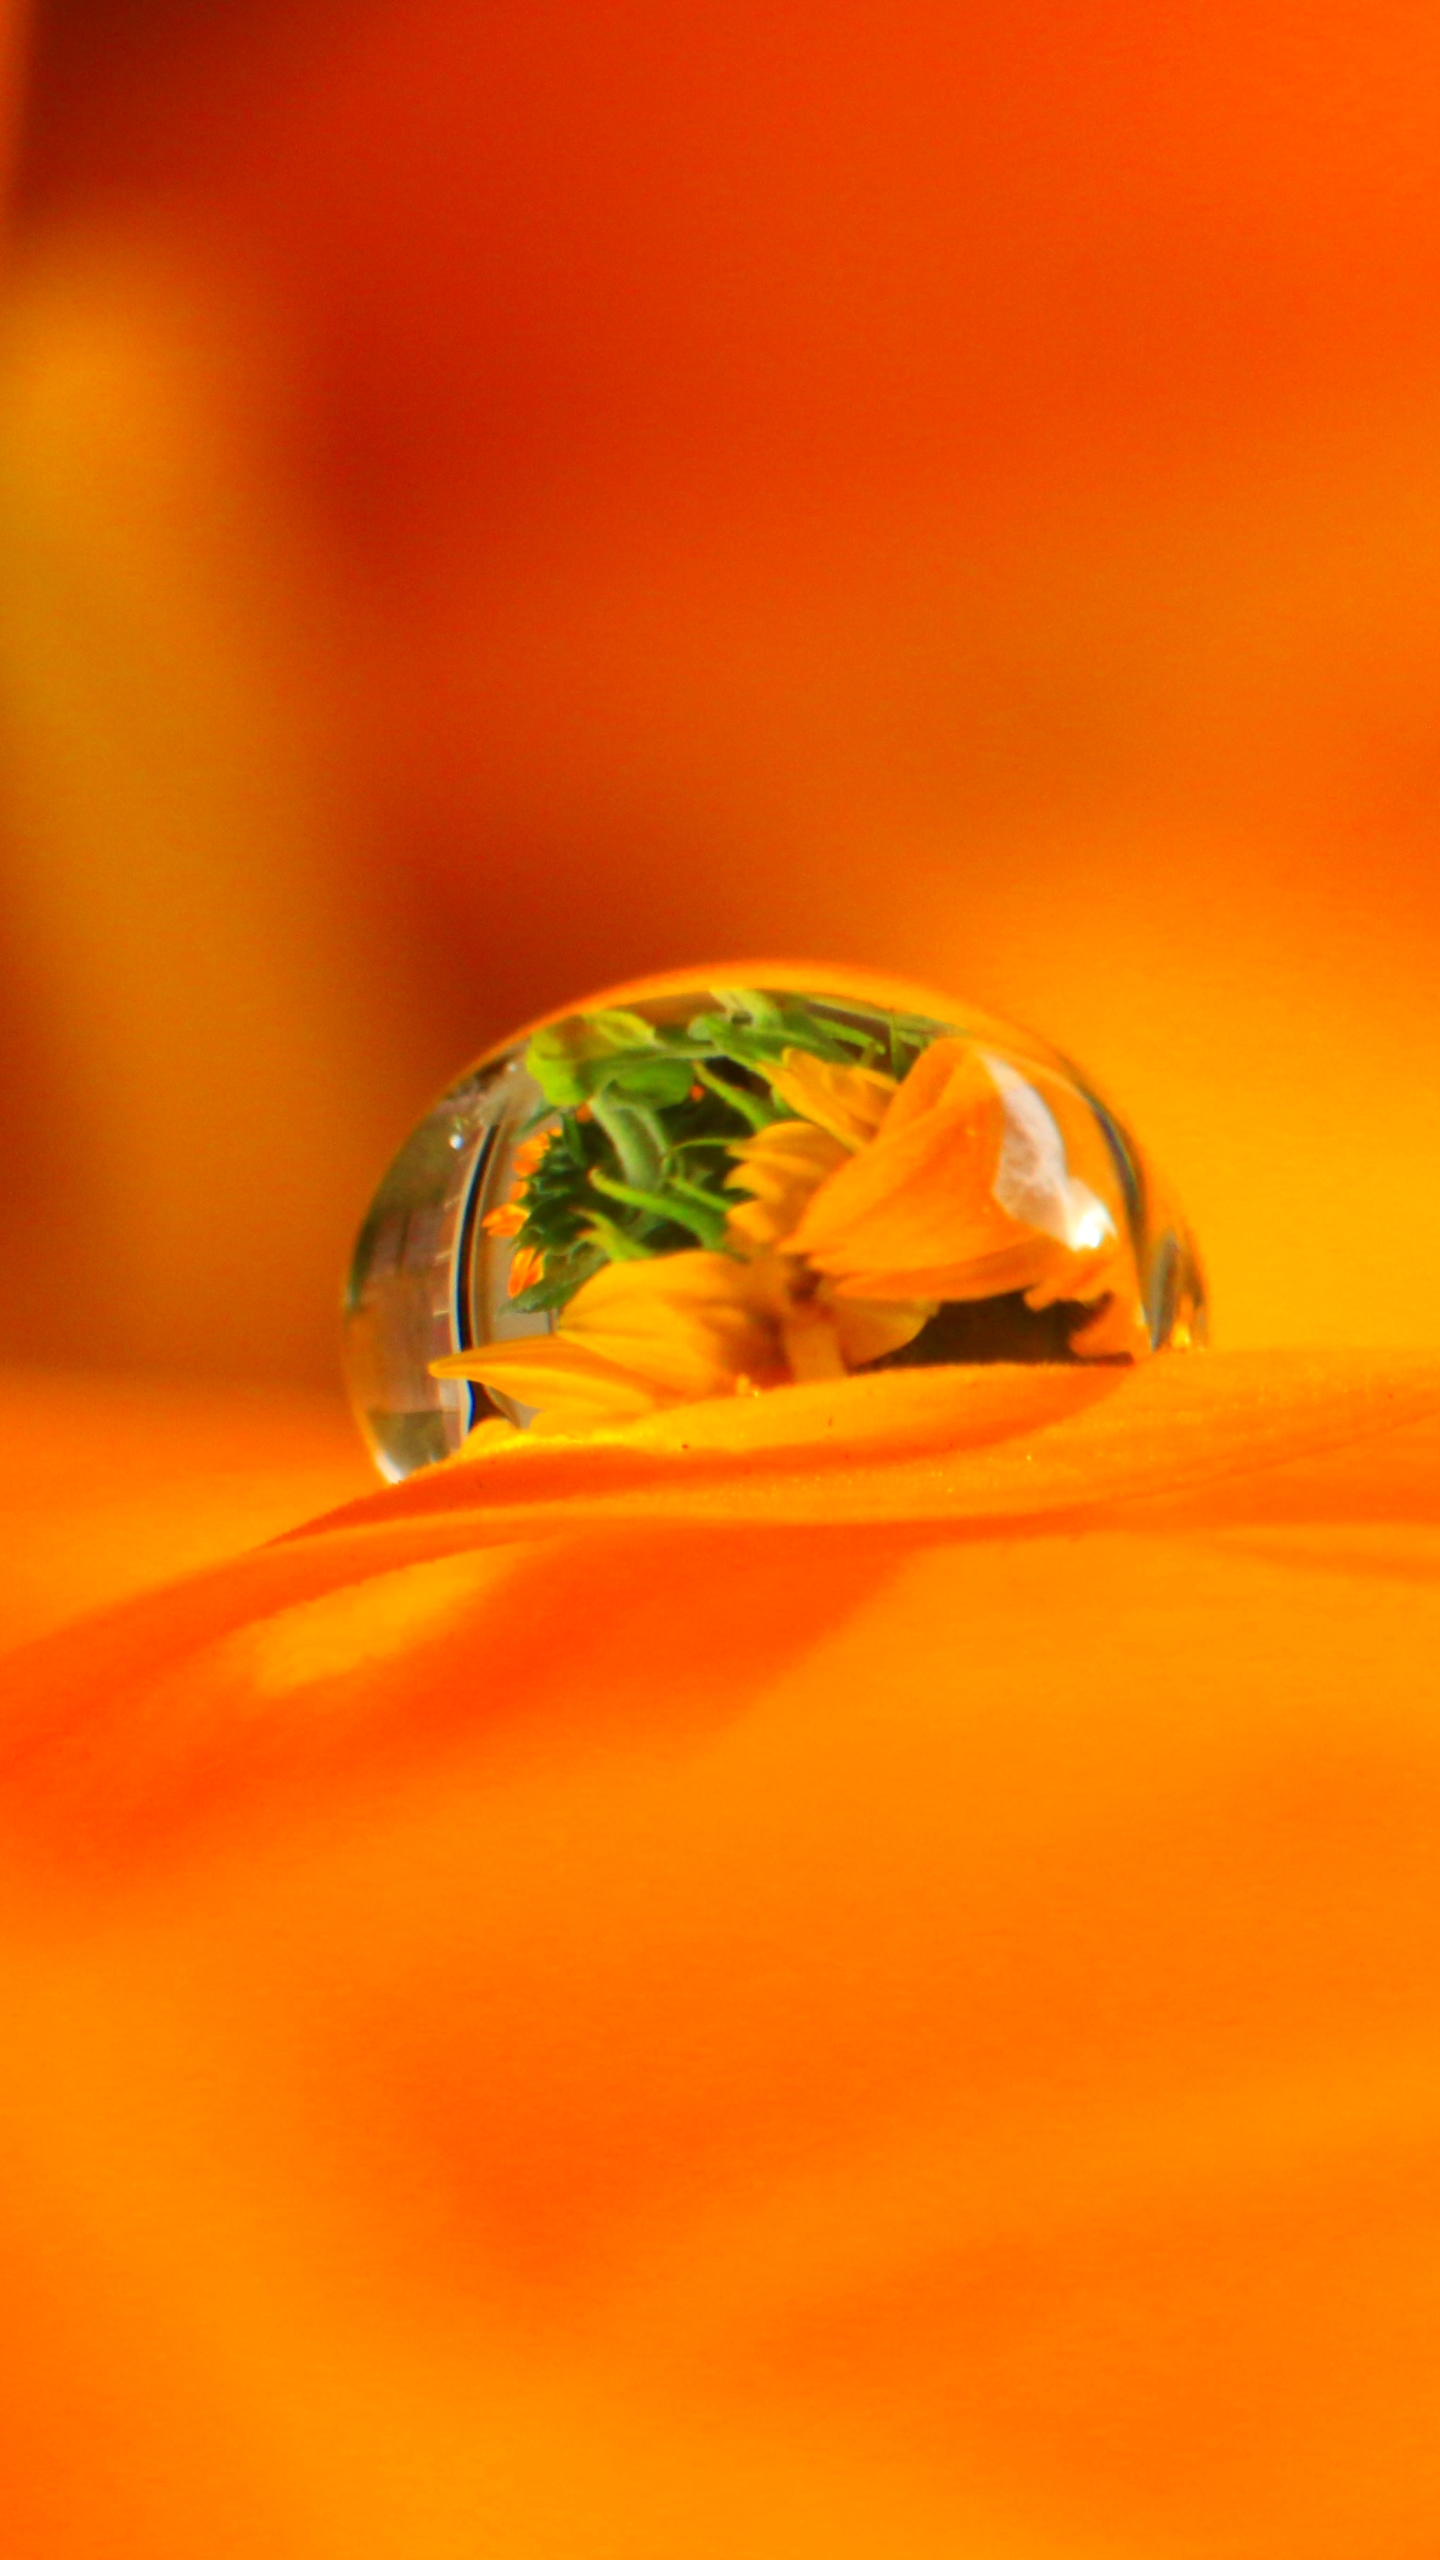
[3,0,1440,1389]
[7,23,1440,2558]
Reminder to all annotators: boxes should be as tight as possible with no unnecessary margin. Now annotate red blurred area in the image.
[3,0,1440,1382]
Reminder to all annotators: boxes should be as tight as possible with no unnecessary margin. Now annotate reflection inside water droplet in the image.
[343,975,1205,1480]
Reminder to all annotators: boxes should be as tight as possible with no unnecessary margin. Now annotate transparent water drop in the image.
[343,974,1206,1481]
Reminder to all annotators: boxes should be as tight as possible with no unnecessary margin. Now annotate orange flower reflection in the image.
[440,1033,1144,1435]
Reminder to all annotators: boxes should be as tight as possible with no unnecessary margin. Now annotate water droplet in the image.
[343,973,1205,1480]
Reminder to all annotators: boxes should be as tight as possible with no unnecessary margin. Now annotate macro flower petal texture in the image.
[432,988,1175,1440]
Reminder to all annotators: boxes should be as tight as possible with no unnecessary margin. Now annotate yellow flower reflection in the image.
[435,1249,923,1434]
[438,1035,1146,1439]
[785,1039,1142,1355]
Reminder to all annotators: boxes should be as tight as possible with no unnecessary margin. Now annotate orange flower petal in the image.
[765,1048,897,1146]
[481,1201,527,1239]
[724,1118,849,1251]
[438,1334,688,1430]
[506,1244,545,1299]
[437,1251,793,1426]
[786,1083,1016,1280]
[7,1354,1440,2560]
[323,1350,1440,1537]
